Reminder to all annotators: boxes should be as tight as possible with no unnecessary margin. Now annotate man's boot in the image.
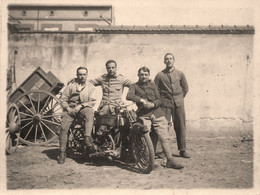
[85,136,96,153]
[161,138,184,169]
[180,151,191,158]
[57,152,66,164]
[166,158,184,169]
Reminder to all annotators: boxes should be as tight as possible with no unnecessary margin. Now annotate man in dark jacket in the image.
[126,66,184,169]
[154,53,190,158]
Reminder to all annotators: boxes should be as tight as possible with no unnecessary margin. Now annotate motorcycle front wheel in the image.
[131,131,155,174]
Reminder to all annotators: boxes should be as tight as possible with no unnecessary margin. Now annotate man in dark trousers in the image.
[126,66,184,169]
[154,53,190,158]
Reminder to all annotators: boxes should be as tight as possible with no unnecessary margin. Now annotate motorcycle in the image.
[67,103,155,174]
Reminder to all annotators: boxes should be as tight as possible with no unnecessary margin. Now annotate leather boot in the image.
[160,137,174,160]
[57,152,66,164]
[85,136,93,147]
[180,151,191,158]
[166,158,184,169]
[85,136,96,153]
[160,137,184,169]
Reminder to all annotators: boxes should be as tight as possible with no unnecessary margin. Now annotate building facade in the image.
[8,5,114,33]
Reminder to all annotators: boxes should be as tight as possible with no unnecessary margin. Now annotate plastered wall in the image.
[8,33,254,133]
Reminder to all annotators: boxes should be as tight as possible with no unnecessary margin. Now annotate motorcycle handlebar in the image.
[103,102,134,109]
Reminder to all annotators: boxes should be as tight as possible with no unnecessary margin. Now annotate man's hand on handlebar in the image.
[74,105,82,113]
[67,107,77,116]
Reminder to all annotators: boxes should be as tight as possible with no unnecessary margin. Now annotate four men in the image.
[58,54,190,168]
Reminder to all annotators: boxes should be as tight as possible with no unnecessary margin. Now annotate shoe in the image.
[85,136,93,147]
[84,136,96,153]
[57,152,66,164]
[180,151,191,158]
[166,158,184,169]
[155,151,165,159]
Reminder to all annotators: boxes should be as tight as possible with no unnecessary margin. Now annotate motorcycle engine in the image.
[95,125,109,136]
[68,125,85,153]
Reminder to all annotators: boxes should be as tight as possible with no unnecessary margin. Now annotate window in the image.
[75,24,96,32]
[41,24,62,31]
[18,24,34,31]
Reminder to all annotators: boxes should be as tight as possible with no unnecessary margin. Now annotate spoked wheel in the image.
[131,130,155,174]
[6,103,21,154]
[14,90,62,146]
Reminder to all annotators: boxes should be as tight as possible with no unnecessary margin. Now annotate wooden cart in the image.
[6,67,64,154]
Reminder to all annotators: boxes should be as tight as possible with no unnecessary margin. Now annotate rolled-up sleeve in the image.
[122,77,133,87]
[90,77,102,86]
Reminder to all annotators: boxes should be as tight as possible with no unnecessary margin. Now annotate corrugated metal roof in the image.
[94,25,254,34]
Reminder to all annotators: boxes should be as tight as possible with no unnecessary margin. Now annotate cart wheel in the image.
[6,103,20,154]
[15,90,62,146]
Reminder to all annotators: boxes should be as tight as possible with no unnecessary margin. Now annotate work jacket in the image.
[126,80,165,118]
[60,79,96,110]
[154,68,188,108]
[90,73,132,108]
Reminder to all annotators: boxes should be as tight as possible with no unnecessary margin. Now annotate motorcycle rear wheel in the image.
[131,132,155,174]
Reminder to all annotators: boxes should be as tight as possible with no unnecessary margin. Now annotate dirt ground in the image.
[6,130,254,190]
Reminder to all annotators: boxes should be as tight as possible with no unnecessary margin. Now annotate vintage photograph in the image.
[1,0,259,193]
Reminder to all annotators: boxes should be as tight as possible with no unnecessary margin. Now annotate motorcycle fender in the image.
[132,123,149,133]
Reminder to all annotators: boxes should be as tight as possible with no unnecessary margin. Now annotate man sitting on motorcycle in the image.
[57,67,96,164]
[90,60,132,115]
[126,66,184,169]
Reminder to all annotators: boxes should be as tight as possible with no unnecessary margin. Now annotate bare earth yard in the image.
[6,130,254,190]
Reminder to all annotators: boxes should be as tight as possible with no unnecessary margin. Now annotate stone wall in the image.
[8,32,254,133]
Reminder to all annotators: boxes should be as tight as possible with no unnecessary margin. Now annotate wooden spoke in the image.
[20,118,34,122]
[41,113,61,119]
[20,120,33,130]
[40,95,51,115]
[49,101,59,111]
[26,94,37,114]
[34,125,38,143]
[40,121,58,136]
[6,103,20,154]
[41,118,61,126]
[20,111,34,118]
[39,123,47,142]
[18,100,34,115]
[23,124,34,140]
[37,92,41,113]
[14,116,18,123]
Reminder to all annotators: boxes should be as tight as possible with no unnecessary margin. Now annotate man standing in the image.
[154,53,190,158]
[57,67,96,164]
[126,66,183,169]
[90,60,132,114]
